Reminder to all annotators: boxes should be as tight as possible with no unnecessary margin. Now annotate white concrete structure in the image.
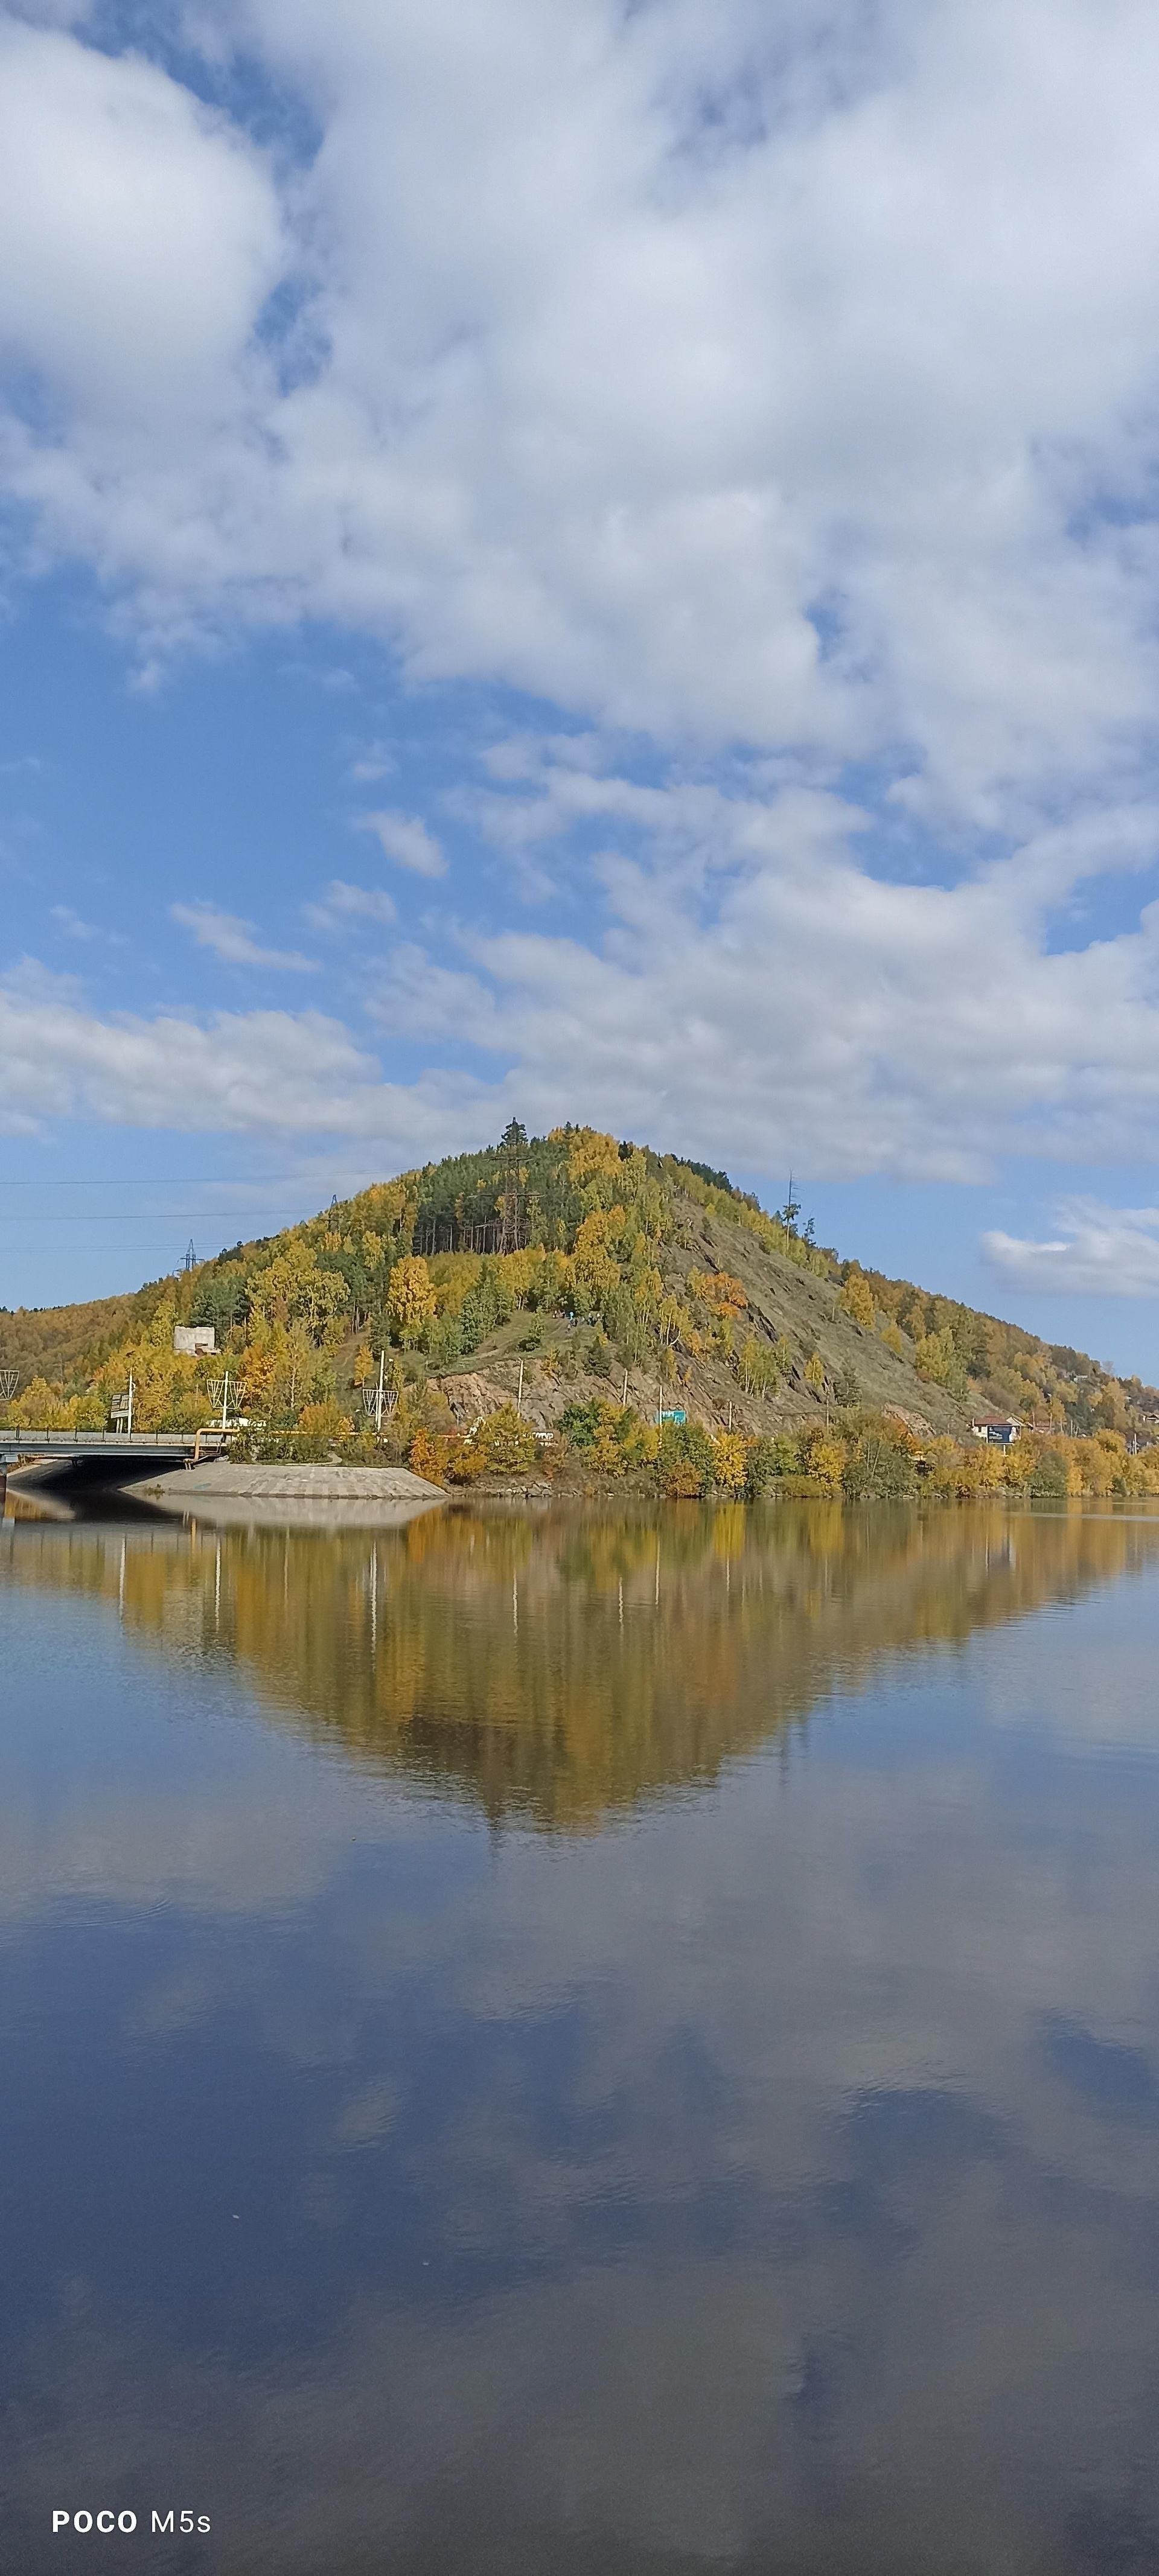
[173,1325,216,1356]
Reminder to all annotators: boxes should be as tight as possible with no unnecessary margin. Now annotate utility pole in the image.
[375,1348,386,1435]
[517,1358,525,1415]
[221,1372,229,1434]
[126,1374,135,1437]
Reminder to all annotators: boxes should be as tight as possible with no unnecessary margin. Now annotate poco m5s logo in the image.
[52,2508,212,2534]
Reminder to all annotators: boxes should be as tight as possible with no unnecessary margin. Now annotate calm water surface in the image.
[4,1496,1159,2574]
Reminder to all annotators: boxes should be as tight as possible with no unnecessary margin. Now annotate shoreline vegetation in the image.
[414,1412,1159,1505]
[4,1123,1159,1505]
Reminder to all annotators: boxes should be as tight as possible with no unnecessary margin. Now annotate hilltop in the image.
[1,1127,1155,1481]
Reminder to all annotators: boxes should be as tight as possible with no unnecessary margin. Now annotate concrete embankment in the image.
[126,1459,445,1529]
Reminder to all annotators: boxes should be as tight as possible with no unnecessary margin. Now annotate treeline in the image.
[228,1390,1159,1505]
[841,1257,1159,1437]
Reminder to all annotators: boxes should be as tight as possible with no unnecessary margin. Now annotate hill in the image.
[1,1125,1156,1482]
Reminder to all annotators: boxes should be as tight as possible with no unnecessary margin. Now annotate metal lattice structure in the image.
[0,1369,18,1402]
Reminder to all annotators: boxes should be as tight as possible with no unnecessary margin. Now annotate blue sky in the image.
[5,0,1159,1375]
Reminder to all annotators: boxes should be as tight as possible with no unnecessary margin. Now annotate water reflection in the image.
[4,1502,1159,2574]
[3,1499,1157,1824]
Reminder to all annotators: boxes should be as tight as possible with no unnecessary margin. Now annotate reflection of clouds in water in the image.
[11,2183,1159,2574]
[6,1509,1159,2567]
[9,1727,1159,2570]
[979,1587,1159,1752]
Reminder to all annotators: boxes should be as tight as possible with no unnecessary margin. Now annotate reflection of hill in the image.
[5,1502,1159,1827]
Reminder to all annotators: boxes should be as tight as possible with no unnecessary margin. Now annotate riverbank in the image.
[126,1459,445,1528]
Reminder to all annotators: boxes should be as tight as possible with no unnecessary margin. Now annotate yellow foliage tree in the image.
[914,1327,956,1385]
[470,1405,537,1475]
[296,1400,353,1446]
[808,1437,846,1493]
[840,1270,876,1331]
[556,1127,624,1191]
[387,1257,438,1347]
[712,1432,749,1494]
[803,1351,826,1394]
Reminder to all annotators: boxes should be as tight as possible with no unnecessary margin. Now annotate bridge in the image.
[1,1429,231,1476]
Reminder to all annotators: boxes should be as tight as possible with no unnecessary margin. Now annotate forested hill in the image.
[0,1122,1155,1446]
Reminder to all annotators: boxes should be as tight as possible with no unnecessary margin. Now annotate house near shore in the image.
[971,1413,1022,1447]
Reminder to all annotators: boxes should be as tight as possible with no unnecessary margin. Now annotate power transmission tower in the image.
[184,1239,197,1271]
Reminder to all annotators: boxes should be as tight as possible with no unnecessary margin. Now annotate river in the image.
[3,1494,1159,2573]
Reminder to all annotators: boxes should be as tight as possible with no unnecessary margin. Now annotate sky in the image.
[6,0,1159,1372]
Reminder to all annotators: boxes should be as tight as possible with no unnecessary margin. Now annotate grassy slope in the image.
[436,1177,970,1437]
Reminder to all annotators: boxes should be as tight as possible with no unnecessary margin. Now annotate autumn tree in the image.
[386,1257,438,1347]
[840,1269,875,1331]
[712,1431,749,1493]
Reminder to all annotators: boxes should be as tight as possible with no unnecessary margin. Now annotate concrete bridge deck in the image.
[1,1431,229,1469]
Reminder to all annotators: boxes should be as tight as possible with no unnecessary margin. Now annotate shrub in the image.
[472,1405,537,1476]
[657,1418,716,1498]
[295,1399,353,1446]
[746,1435,782,1496]
[1028,1445,1069,1497]
[842,1435,917,1500]
[425,1311,465,1368]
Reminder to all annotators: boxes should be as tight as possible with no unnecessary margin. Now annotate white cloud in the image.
[302,879,397,931]
[0,18,283,430]
[356,768,1159,1181]
[354,811,447,878]
[0,968,493,1144]
[2,0,1159,823]
[348,742,397,783]
[9,4,1159,1186]
[13,767,1159,1189]
[51,904,125,945]
[984,1207,1159,1296]
[171,903,316,971]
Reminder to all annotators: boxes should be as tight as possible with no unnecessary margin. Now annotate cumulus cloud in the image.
[353,811,447,878]
[360,765,1159,1179]
[2,0,1159,820]
[0,17,283,430]
[171,903,316,971]
[13,764,1159,1182]
[984,1207,1159,1296]
[303,879,397,931]
[8,2,1159,1186]
[0,968,493,1144]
